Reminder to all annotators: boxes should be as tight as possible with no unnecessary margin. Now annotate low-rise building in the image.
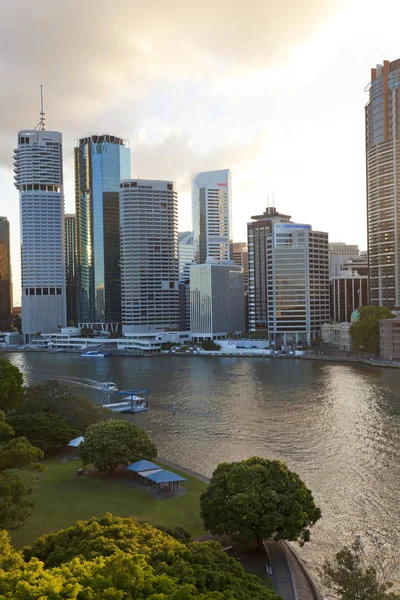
[380,319,400,360]
[0,331,22,345]
[321,322,352,351]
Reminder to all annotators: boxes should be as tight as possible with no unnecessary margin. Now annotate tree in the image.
[80,326,94,338]
[7,413,78,451]
[201,340,221,351]
[13,514,279,599]
[350,306,395,353]
[321,537,400,600]
[0,357,24,413]
[79,419,157,471]
[0,412,43,530]
[200,456,321,550]
[18,381,116,433]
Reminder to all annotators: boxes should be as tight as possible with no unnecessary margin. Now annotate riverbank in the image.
[3,345,400,370]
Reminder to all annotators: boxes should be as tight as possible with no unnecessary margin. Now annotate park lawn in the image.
[11,457,207,549]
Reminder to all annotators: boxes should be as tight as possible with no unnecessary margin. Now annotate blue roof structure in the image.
[145,469,186,484]
[126,460,160,473]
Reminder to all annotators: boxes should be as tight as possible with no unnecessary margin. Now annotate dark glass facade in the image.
[0,217,12,325]
[65,214,77,325]
[75,135,131,323]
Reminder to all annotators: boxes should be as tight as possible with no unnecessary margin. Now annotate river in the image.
[6,352,400,582]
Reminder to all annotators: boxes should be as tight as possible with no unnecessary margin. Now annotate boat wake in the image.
[58,377,115,391]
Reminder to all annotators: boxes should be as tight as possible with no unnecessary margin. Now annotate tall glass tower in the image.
[14,128,66,342]
[0,216,12,325]
[75,135,131,325]
[366,58,400,307]
[65,214,77,326]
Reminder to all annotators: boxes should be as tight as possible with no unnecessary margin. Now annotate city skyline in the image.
[2,1,399,304]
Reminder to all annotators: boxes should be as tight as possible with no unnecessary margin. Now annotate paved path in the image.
[265,541,296,600]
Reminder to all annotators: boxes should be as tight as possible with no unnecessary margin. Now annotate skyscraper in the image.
[178,231,194,330]
[248,207,329,344]
[328,242,359,278]
[65,214,77,326]
[14,128,66,342]
[75,134,131,325]
[120,179,180,333]
[366,59,400,307]
[0,217,12,326]
[192,169,232,263]
[232,242,249,292]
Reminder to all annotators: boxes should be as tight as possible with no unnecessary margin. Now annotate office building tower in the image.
[178,231,194,330]
[248,207,329,344]
[247,207,292,332]
[232,242,249,291]
[65,214,77,325]
[190,262,244,339]
[329,242,359,278]
[75,134,131,325]
[366,58,400,307]
[330,272,369,322]
[120,179,179,333]
[0,217,12,325]
[192,169,232,264]
[14,127,66,342]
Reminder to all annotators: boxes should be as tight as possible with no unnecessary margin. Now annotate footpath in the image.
[160,457,322,600]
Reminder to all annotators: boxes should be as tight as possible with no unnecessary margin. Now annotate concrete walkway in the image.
[265,541,296,600]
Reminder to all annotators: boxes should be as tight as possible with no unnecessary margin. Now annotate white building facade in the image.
[190,262,244,339]
[14,129,66,341]
[192,169,232,264]
[120,179,180,334]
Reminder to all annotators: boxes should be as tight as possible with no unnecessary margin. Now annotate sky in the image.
[1,0,400,304]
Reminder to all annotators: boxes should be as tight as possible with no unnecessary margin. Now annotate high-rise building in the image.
[366,59,400,307]
[14,128,66,342]
[232,242,249,291]
[192,169,232,264]
[329,242,359,278]
[178,231,194,331]
[247,207,292,332]
[65,214,77,326]
[75,134,131,325]
[120,179,179,333]
[0,217,12,325]
[330,272,369,322]
[248,207,329,344]
[190,262,244,340]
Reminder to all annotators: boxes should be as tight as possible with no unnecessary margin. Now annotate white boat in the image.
[80,350,109,358]
[103,390,150,413]
[100,382,118,392]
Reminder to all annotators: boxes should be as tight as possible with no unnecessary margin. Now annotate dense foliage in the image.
[0,356,24,413]
[201,340,221,351]
[7,412,78,451]
[350,306,395,353]
[18,381,115,433]
[0,412,43,530]
[0,514,281,599]
[79,419,157,471]
[200,457,321,548]
[321,538,400,600]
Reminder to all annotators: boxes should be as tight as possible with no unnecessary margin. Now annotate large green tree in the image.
[18,381,115,433]
[7,413,78,452]
[0,357,24,413]
[7,514,278,599]
[350,306,395,353]
[0,412,43,530]
[200,457,321,550]
[321,538,400,600]
[79,419,157,471]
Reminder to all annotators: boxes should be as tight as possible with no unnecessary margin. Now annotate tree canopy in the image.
[18,381,116,433]
[7,412,78,451]
[350,306,395,353]
[200,457,321,549]
[0,514,279,599]
[79,419,157,471]
[0,412,43,530]
[321,538,400,600]
[0,357,24,413]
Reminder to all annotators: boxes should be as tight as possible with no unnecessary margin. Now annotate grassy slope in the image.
[11,458,207,548]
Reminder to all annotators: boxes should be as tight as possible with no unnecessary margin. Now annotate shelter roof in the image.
[126,460,160,473]
[68,436,84,447]
[144,469,187,483]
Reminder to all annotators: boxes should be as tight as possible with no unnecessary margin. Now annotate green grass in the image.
[11,457,207,549]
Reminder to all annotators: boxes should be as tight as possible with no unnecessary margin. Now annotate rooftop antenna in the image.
[34,85,46,131]
[267,194,270,208]
[272,190,275,208]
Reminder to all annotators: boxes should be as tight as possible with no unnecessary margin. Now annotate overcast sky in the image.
[1,0,400,304]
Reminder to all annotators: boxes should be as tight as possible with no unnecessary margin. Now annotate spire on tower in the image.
[34,85,46,130]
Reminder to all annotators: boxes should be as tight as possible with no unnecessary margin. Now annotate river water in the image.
[6,352,400,581]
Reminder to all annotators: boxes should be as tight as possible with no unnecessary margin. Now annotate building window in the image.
[50,288,55,295]
[56,288,62,295]
[43,288,48,295]
[36,288,42,295]
[29,288,34,295]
